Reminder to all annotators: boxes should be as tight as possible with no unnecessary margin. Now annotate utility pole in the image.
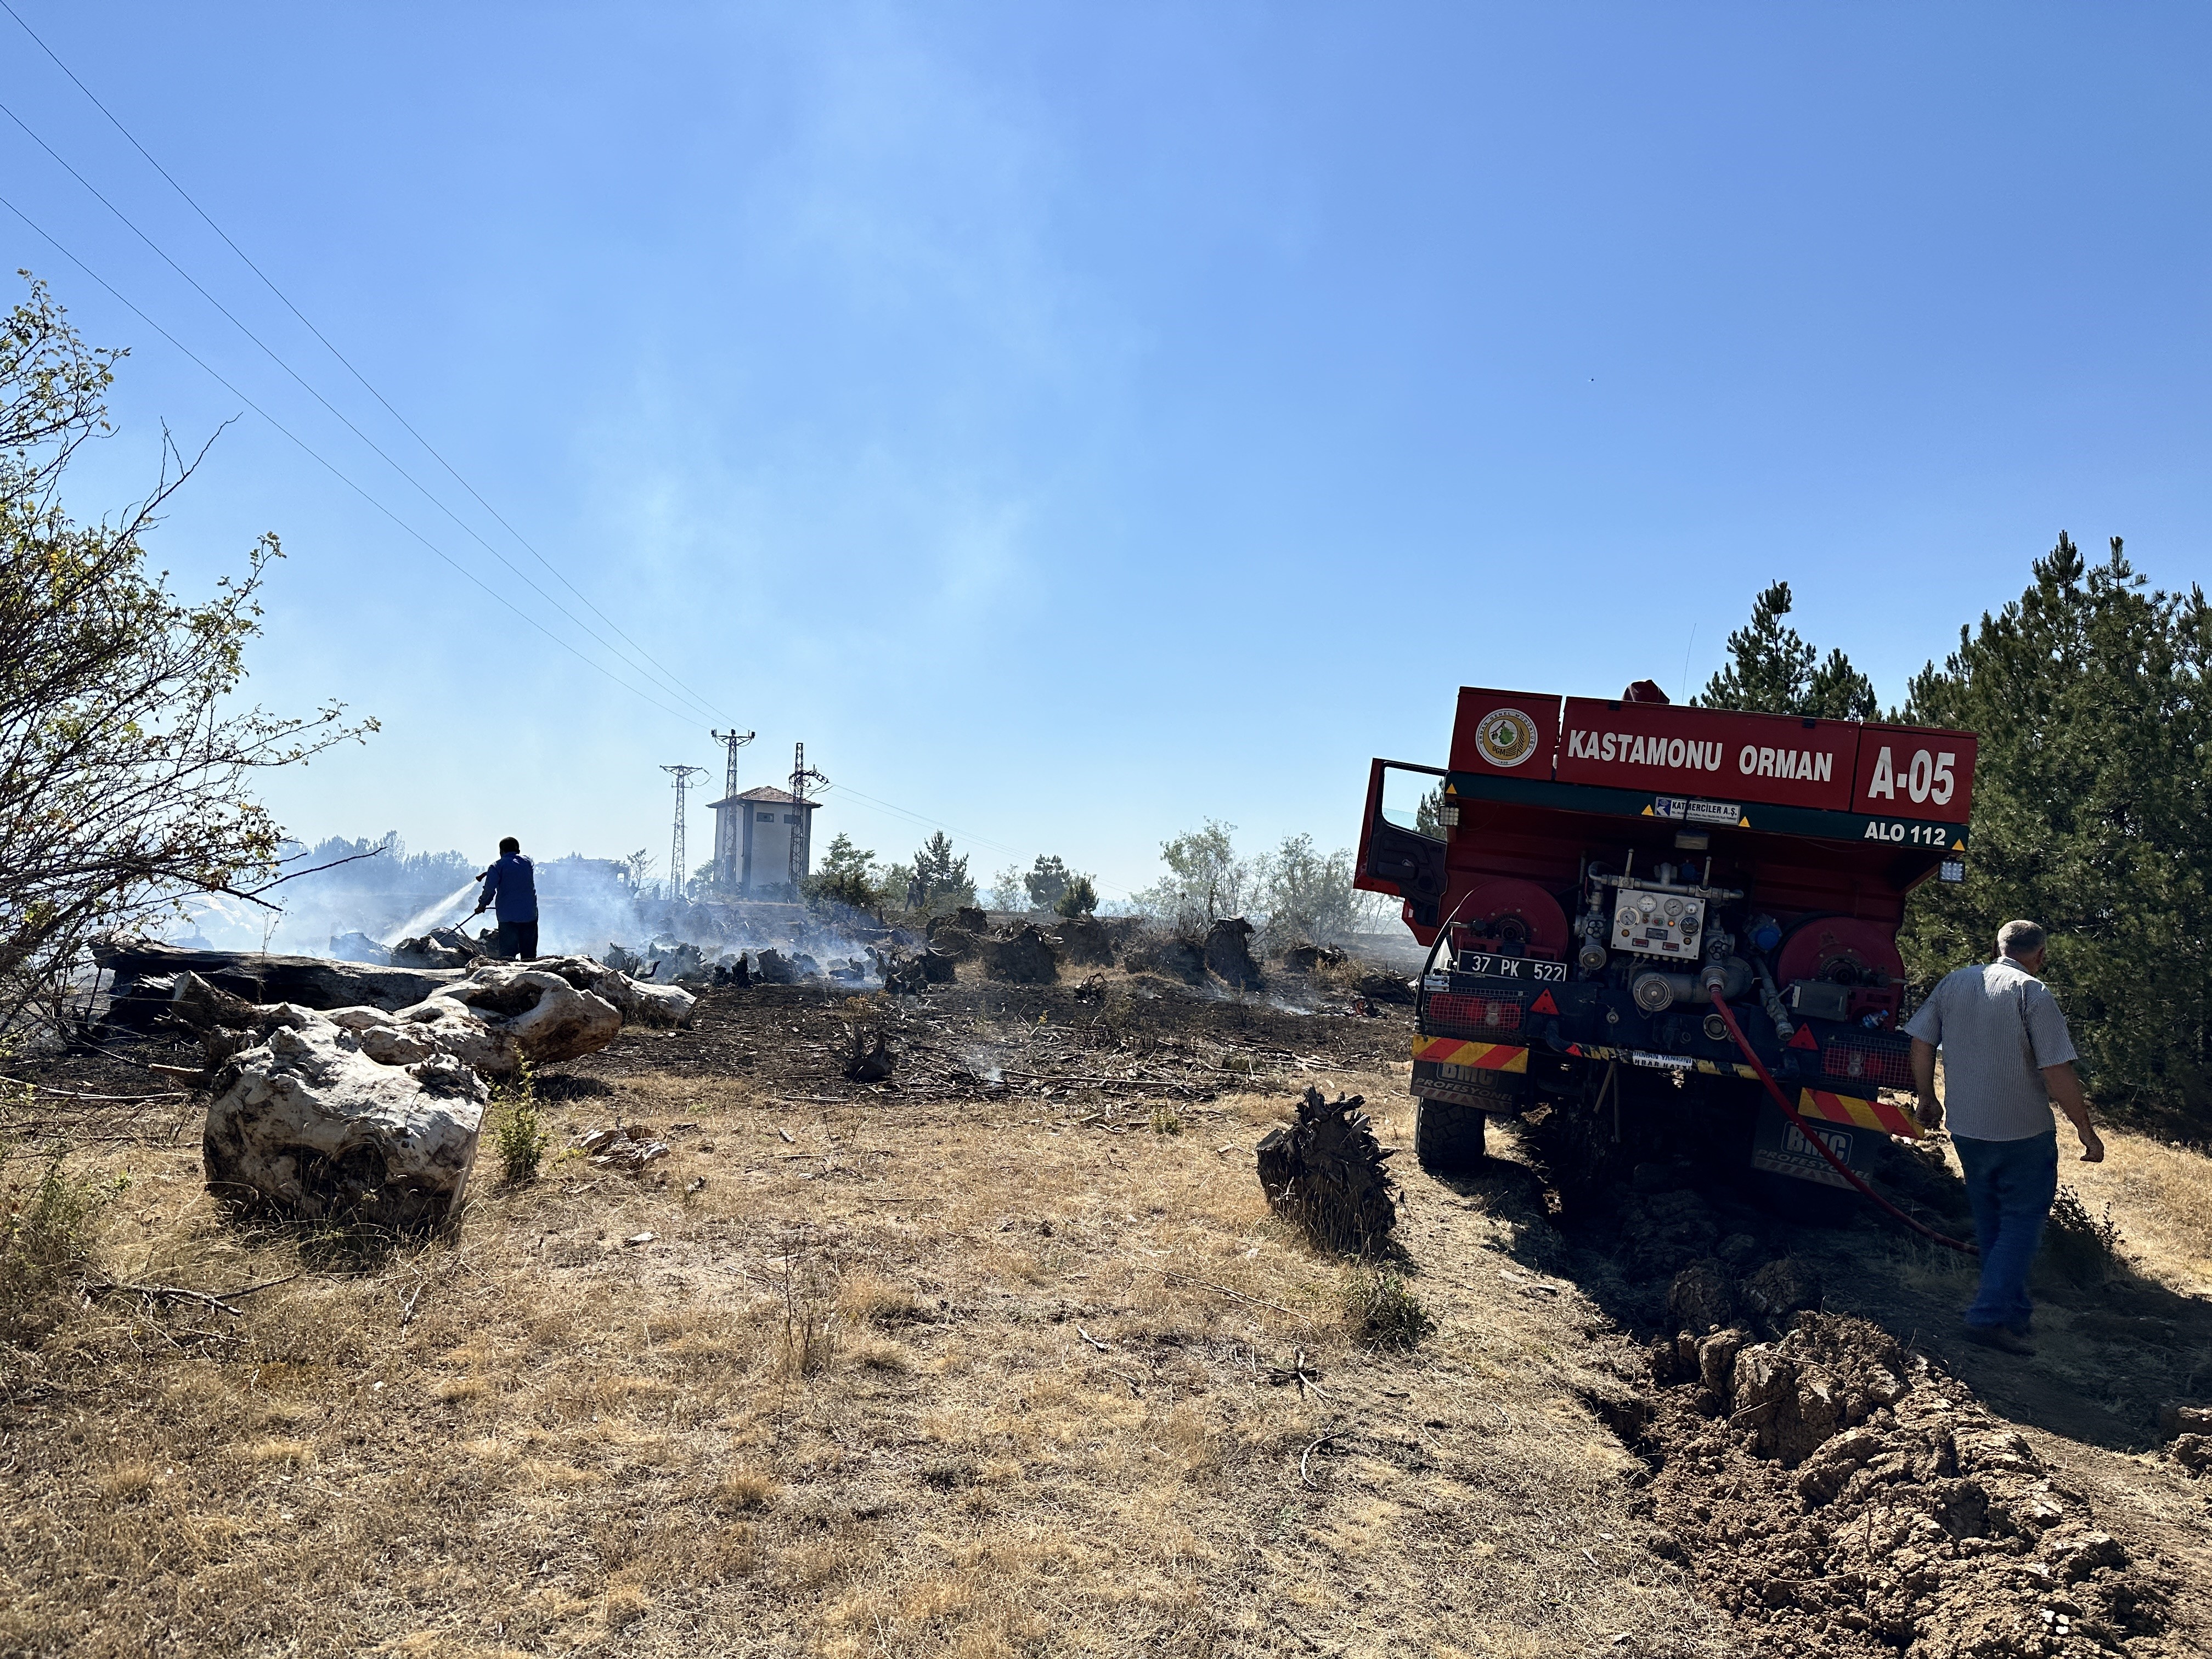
[709,729,755,889]
[661,764,707,903]
[787,741,827,896]
[709,728,755,801]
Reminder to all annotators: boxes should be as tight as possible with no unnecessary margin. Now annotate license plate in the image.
[1458,954,1566,983]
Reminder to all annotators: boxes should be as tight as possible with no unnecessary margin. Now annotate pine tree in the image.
[1023,855,1071,911]
[1900,533,2212,1127]
[1697,581,1876,719]
[910,831,974,911]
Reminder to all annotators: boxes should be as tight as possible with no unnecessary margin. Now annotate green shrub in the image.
[1055,875,1099,918]
[2042,1182,2124,1284]
[1342,1263,1435,1349]
[1149,1103,1184,1136]
[492,1066,549,1186]
[1,1149,108,1344]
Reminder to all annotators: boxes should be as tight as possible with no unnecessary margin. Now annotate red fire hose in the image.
[1706,991,1975,1254]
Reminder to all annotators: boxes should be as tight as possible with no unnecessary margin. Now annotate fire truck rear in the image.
[1355,685,1976,1209]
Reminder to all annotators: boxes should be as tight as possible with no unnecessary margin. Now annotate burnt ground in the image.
[5,966,2209,1657]
[558,973,1415,1094]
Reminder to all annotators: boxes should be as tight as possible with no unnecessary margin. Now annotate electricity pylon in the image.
[787,742,827,895]
[709,729,755,887]
[661,764,708,902]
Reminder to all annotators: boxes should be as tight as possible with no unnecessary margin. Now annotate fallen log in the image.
[95,936,461,1017]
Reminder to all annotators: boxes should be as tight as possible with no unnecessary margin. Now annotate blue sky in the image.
[7,3,2207,899]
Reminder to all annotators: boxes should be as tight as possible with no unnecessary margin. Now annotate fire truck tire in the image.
[1414,1098,1487,1171]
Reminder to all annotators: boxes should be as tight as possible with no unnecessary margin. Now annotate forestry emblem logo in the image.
[1476,707,1540,768]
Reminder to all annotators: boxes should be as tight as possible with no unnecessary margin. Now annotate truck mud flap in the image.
[1749,1097,1885,1189]
[1413,1038,1530,1115]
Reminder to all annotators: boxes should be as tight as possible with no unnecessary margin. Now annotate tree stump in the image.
[1256,1086,1399,1253]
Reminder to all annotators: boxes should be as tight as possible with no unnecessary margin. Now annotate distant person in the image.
[1907,919,2104,1357]
[472,837,539,960]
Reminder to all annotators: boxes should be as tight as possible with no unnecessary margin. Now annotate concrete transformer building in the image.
[707,786,817,896]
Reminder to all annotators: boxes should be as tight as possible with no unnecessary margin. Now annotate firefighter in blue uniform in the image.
[471,836,539,960]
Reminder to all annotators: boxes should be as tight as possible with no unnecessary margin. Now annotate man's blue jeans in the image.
[1952,1128,2059,1330]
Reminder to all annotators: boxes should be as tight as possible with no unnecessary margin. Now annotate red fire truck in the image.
[1355,684,1976,1209]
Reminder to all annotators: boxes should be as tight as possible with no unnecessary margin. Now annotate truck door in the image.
[1357,759,1449,928]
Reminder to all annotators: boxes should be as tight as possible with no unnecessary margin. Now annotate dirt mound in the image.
[1054,913,1115,966]
[977,923,1059,985]
[388,932,465,968]
[1125,933,1206,984]
[1622,1188,1723,1277]
[1353,970,1414,1005]
[881,948,957,995]
[926,926,977,961]
[1635,1312,2171,1655]
[928,907,988,941]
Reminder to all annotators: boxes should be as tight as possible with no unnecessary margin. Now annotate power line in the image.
[0,10,1155,899]
[0,0,729,726]
[0,92,726,726]
[0,190,706,726]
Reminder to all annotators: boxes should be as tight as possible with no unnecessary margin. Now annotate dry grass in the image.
[0,1061,1730,1658]
[2063,1125,2212,1296]
[1916,1121,2212,1296]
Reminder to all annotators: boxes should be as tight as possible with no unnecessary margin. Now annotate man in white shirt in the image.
[1906,920,2104,1357]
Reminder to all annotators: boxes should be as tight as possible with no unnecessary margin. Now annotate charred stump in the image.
[1255,1086,1398,1253]
[1204,918,1262,990]
[843,1025,895,1082]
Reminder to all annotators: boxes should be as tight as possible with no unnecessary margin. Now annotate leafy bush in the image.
[803,833,888,915]
[1023,855,1071,911]
[902,831,975,916]
[2042,1182,2125,1285]
[1342,1263,1435,1349]
[1056,874,1099,917]
[0,275,370,1035]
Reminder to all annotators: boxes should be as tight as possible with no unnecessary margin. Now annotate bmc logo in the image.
[1784,1122,1852,1161]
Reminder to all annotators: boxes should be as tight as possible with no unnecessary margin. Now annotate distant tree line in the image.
[1701,548,2212,1131]
[1128,821,1384,946]
[799,820,1372,947]
[801,832,1099,921]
